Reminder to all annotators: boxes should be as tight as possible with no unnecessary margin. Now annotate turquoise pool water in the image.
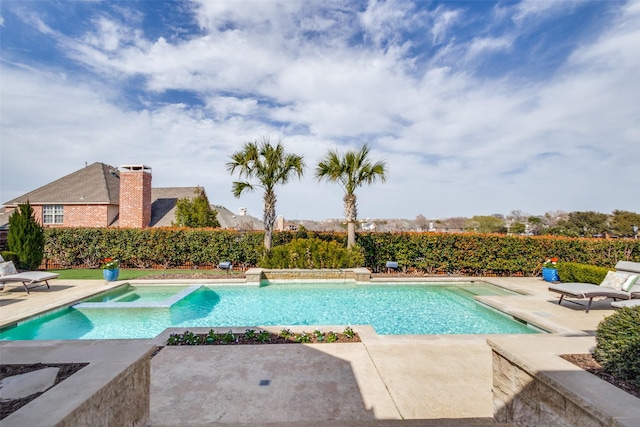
[0,282,540,340]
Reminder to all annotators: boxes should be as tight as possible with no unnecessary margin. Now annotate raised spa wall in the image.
[488,335,640,427]
[245,268,372,284]
[0,341,154,427]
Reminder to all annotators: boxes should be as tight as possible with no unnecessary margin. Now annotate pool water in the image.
[0,282,540,340]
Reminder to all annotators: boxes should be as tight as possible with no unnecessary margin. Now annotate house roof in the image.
[4,162,121,206]
[213,205,264,230]
[149,187,202,227]
[1,162,250,229]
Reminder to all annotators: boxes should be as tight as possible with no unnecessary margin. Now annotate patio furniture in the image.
[548,261,640,312]
[0,261,60,294]
[611,299,640,309]
[218,261,232,273]
[386,261,399,273]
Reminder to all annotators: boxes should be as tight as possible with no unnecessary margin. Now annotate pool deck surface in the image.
[0,276,619,425]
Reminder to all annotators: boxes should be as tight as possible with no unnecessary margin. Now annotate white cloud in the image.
[464,36,511,60]
[430,5,462,44]
[2,1,639,220]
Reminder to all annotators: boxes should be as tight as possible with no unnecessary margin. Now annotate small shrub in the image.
[295,332,311,343]
[326,331,338,343]
[8,203,45,270]
[343,326,355,339]
[259,237,365,269]
[221,330,236,344]
[593,307,640,388]
[557,262,612,284]
[279,328,293,339]
[256,330,271,343]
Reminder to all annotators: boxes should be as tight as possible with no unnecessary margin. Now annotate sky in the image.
[1,0,639,222]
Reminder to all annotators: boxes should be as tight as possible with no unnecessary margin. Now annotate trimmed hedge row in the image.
[556,262,613,284]
[42,228,640,276]
[260,238,364,269]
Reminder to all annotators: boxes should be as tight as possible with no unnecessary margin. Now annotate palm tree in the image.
[227,137,305,250]
[315,144,387,248]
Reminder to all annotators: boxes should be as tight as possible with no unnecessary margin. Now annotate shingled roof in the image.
[4,162,120,206]
[149,187,202,227]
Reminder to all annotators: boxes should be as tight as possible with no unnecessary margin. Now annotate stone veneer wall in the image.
[491,348,640,427]
[56,358,150,427]
[245,268,371,283]
[1,342,153,427]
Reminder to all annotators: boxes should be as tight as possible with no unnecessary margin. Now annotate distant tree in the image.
[174,188,220,228]
[543,210,568,226]
[415,214,429,231]
[465,216,506,233]
[315,144,387,248]
[227,137,305,250]
[527,216,545,235]
[509,222,526,234]
[7,202,44,270]
[610,210,640,237]
[509,210,527,222]
[544,211,609,237]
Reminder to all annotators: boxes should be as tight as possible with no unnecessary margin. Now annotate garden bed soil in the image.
[0,363,88,420]
[560,354,640,399]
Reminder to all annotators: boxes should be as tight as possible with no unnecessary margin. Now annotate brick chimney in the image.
[119,165,152,228]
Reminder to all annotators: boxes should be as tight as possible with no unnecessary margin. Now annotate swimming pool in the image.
[0,282,541,340]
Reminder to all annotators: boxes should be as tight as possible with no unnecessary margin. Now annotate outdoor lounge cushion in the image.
[0,261,19,276]
[599,271,632,289]
[621,274,639,291]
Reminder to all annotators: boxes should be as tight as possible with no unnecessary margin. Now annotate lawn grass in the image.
[49,269,241,280]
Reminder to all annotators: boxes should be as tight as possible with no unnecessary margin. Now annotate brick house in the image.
[2,162,205,229]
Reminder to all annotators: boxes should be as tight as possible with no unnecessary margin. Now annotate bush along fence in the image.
[41,228,640,277]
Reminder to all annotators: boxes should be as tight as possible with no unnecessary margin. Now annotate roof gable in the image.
[4,162,120,205]
[149,187,202,227]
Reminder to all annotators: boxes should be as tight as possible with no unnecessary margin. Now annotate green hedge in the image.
[260,238,364,269]
[593,307,640,388]
[42,228,640,276]
[556,262,613,284]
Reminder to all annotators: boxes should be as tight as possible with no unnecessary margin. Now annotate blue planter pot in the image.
[103,268,120,282]
[542,267,559,282]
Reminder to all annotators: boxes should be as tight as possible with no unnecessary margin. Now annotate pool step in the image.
[74,285,202,309]
[152,419,514,426]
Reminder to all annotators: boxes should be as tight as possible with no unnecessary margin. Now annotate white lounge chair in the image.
[0,259,59,294]
[548,261,640,313]
[611,299,640,309]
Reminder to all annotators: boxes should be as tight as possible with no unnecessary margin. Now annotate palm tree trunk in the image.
[344,193,357,248]
[263,190,277,250]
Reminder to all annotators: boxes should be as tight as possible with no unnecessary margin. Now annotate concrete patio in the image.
[0,276,627,425]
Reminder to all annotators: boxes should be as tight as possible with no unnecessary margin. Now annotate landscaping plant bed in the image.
[0,363,88,420]
[167,327,360,346]
[560,353,640,399]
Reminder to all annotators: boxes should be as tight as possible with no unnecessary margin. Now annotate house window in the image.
[43,205,64,224]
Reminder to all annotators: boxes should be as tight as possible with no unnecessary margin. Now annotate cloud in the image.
[430,5,462,44]
[2,0,639,220]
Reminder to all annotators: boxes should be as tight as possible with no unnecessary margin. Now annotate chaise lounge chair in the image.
[548,261,640,313]
[611,299,640,309]
[0,258,59,294]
